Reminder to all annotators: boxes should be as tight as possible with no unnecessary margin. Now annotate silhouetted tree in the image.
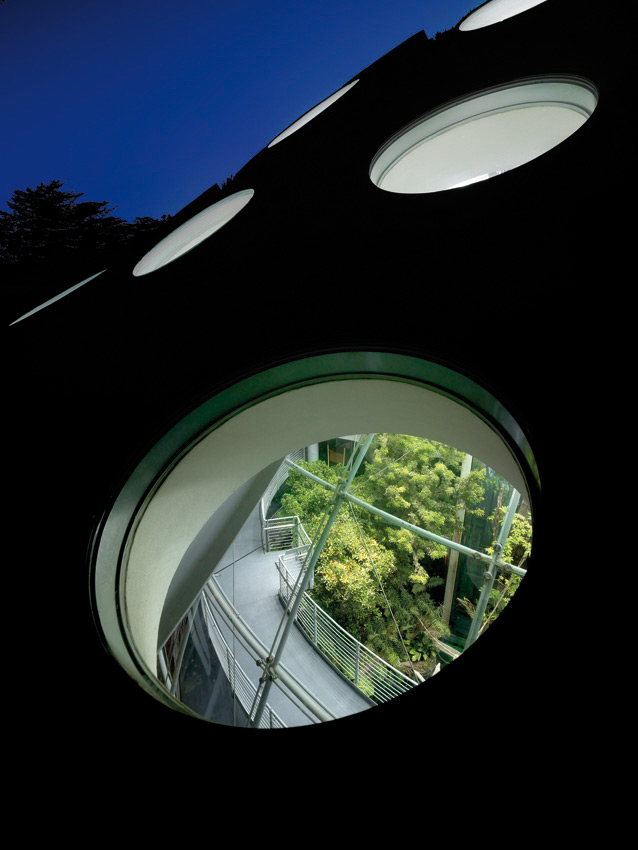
[0,180,170,265]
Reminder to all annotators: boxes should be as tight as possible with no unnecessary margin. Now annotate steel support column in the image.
[464,488,520,650]
[249,434,376,727]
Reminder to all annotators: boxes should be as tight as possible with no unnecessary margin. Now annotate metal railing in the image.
[259,449,308,552]
[204,574,336,725]
[277,553,417,705]
[199,592,287,729]
[262,514,312,553]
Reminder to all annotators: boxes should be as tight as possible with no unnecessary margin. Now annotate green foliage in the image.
[279,460,341,537]
[408,631,430,663]
[467,504,532,634]
[356,434,486,568]
[282,460,396,641]
[485,506,533,567]
[277,438,476,669]
[502,512,533,566]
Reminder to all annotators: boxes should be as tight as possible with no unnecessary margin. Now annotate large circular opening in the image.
[459,0,548,31]
[370,76,597,194]
[90,353,538,727]
[132,189,254,276]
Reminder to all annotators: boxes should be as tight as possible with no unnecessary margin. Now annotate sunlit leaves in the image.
[357,434,486,566]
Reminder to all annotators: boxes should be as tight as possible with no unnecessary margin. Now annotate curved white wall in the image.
[122,378,529,671]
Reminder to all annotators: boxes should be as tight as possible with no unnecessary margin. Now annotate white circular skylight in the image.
[132,189,254,276]
[370,76,598,194]
[268,80,359,148]
[459,0,548,31]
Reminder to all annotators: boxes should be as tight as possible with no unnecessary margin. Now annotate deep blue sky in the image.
[1,0,478,221]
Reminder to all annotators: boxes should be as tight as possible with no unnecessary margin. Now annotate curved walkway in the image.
[209,501,374,727]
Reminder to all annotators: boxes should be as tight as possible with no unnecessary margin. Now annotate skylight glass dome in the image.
[370,75,597,194]
[459,0,548,31]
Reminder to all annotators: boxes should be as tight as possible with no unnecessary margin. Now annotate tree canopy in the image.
[277,434,533,678]
[280,460,397,645]
[0,179,170,265]
[278,435,491,674]
[355,433,487,569]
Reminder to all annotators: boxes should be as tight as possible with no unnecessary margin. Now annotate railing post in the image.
[282,556,291,602]
[355,642,360,686]
[225,644,233,693]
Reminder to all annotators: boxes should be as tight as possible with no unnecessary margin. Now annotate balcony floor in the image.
[210,502,374,727]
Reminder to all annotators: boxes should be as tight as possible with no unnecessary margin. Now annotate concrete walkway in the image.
[210,502,374,727]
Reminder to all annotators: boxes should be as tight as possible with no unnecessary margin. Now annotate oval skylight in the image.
[369,76,598,194]
[459,0,548,31]
[268,80,359,148]
[132,189,254,276]
[9,269,106,326]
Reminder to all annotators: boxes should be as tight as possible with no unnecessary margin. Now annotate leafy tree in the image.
[280,461,395,638]
[277,436,487,674]
[0,179,170,265]
[355,434,487,572]
[1,180,120,263]
[279,459,340,531]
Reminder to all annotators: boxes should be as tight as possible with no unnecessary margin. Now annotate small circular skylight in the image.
[132,189,254,276]
[268,80,359,148]
[459,0,548,31]
[370,76,598,194]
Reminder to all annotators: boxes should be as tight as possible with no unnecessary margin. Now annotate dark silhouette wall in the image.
[7,0,625,775]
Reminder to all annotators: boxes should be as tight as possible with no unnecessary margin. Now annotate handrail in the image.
[204,574,337,723]
[260,449,307,551]
[199,594,287,728]
[263,514,312,552]
[277,554,417,705]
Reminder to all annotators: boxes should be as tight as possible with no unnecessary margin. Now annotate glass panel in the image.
[159,433,531,727]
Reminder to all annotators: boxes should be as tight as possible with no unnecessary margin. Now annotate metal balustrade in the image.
[200,592,287,729]
[260,448,307,551]
[262,515,312,553]
[277,553,417,705]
